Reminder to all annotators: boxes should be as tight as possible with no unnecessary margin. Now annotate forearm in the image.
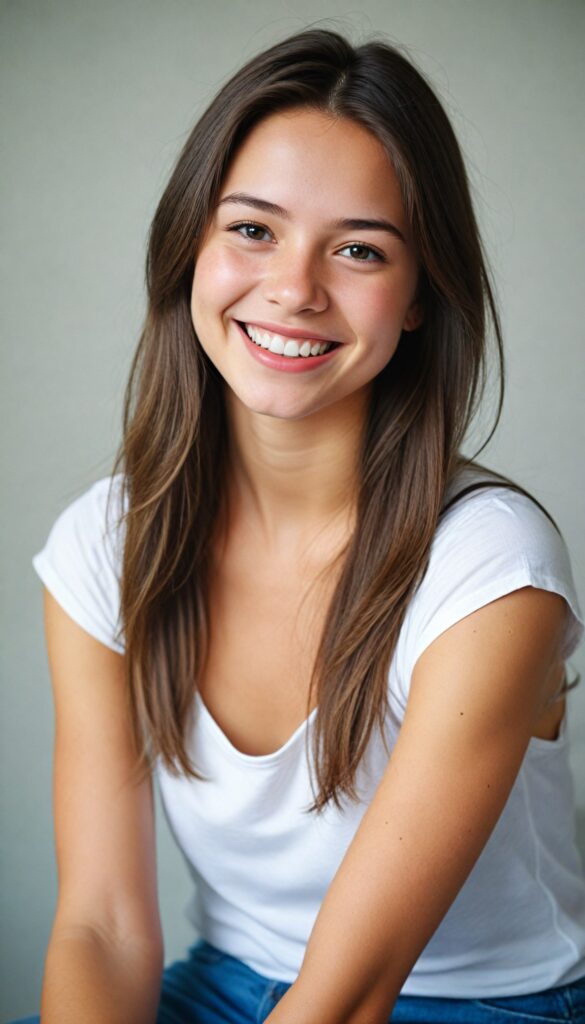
[40,924,163,1024]
[264,835,409,1024]
[266,972,397,1024]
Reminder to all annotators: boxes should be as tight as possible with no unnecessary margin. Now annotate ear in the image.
[402,302,424,332]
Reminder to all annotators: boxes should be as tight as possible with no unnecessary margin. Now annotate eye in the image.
[228,221,274,243]
[338,242,386,263]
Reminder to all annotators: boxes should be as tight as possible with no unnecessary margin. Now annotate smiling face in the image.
[190,107,422,422]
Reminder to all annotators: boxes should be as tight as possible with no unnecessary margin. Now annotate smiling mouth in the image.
[238,322,341,359]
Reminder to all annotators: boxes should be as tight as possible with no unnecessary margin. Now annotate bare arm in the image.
[38,588,164,1024]
[41,924,162,1024]
[265,586,569,1023]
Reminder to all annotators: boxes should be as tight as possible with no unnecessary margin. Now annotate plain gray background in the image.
[2,0,584,1019]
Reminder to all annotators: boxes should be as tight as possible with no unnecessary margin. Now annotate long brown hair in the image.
[108,28,575,813]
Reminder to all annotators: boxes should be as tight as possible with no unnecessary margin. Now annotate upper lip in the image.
[238,319,340,343]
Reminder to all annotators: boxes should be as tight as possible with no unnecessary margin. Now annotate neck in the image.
[223,386,370,556]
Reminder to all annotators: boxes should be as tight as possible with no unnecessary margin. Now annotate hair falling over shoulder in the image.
[106,28,576,813]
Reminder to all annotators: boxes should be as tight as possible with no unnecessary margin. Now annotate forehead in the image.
[219,108,406,227]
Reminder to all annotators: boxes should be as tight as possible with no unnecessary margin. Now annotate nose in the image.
[261,244,329,315]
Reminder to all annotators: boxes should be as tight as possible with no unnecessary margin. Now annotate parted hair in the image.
[108,27,574,813]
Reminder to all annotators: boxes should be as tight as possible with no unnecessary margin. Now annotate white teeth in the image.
[244,323,333,358]
[270,336,285,355]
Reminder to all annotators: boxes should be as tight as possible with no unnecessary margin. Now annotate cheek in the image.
[352,281,410,341]
[192,246,254,322]
[346,280,415,379]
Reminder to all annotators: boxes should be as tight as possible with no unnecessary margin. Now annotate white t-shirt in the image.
[32,471,585,997]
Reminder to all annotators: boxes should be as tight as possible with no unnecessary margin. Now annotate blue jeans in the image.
[12,938,585,1022]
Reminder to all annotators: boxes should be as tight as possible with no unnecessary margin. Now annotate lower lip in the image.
[235,321,341,373]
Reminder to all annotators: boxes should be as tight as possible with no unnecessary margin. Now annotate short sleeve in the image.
[31,474,126,654]
[395,487,584,699]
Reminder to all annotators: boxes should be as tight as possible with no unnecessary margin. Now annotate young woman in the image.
[20,27,585,1024]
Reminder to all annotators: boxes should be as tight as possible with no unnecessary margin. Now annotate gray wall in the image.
[2,0,584,1018]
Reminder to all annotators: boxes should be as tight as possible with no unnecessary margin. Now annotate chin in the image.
[228,385,318,422]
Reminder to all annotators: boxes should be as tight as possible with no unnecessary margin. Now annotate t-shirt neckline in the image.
[194,690,319,766]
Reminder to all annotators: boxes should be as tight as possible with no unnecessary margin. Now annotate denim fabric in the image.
[11,939,585,1023]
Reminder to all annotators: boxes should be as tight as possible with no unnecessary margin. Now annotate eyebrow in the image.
[216,192,407,244]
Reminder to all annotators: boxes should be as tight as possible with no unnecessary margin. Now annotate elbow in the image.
[51,908,164,972]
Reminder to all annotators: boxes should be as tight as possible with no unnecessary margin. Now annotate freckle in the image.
[399,837,403,840]
[385,820,389,825]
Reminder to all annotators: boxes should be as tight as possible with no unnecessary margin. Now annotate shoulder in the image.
[37,474,126,577]
[436,480,569,576]
[32,474,127,653]
[395,476,584,690]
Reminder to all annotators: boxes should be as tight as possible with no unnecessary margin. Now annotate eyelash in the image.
[226,221,387,264]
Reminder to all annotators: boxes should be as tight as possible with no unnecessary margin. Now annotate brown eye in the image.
[339,243,385,263]
[229,222,273,242]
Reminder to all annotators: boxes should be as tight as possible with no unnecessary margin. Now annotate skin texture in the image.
[39,590,163,1024]
[191,108,422,552]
